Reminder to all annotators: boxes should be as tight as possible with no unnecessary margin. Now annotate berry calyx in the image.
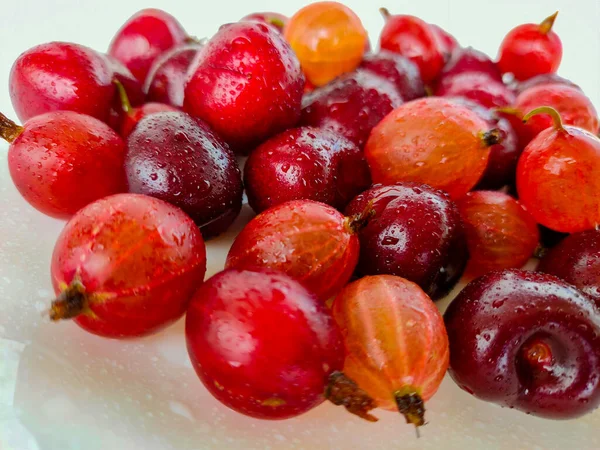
[325,371,378,422]
[49,279,87,321]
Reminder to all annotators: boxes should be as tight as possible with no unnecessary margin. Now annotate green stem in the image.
[113,79,132,114]
[523,106,565,131]
[539,11,559,34]
[0,112,24,143]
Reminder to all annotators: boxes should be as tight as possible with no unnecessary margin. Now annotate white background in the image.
[1,1,600,449]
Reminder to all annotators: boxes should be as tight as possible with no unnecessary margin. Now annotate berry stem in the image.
[268,17,286,29]
[0,112,24,143]
[379,7,391,21]
[480,128,503,147]
[113,79,132,114]
[50,280,88,321]
[523,106,565,132]
[345,200,376,234]
[494,107,523,119]
[539,11,559,34]
[394,387,425,428]
[325,371,379,422]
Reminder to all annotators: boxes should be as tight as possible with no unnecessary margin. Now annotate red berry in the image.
[436,72,515,109]
[124,111,243,239]
[184,22,304,153]
[498,12,562,81]
[365,97,498,199]
[513,73,579,95]
[50,193,206,338]
[456,191,539,277]
[330,275,449,426]
[244,127,371,213]
[9,42,115,123]
[438,47,502,82]
[379,9,444,84]
[226,200,361,301]
[538,230,600,304]
[121,102,178,137]
[445,269,600,419]
[359,51,425,101]
[108,8,187,83]
[345,183,467,299]
[185,269,343,419]
[2,111,126,218]
[144,43,202,107]
[517,107,600,233]
[429,23,459,59]
[240,12,288,33]
[514,83,599,145]
[301,70,403,148]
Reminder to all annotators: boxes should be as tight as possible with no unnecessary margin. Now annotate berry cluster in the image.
[3,3,600,429]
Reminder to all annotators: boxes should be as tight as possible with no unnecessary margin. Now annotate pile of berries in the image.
[3,2,600,429]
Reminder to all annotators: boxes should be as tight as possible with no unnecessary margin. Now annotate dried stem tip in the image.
[0,112,24,143]
[480,128,503,147]
[395,389,426,428]
[540,11,559,34]
[379,7,391,21]
[326,371,379,422]
[345,200,376,234]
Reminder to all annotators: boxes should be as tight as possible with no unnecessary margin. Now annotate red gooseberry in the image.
[241,12,288,33]
[50,193,207,338]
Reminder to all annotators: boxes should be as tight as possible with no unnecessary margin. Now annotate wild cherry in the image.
[498,12,562,81]
[244,127,371,213]
[435,71,515,109]
[379,8,445,84]
[108,8,188,83]
[226,200,365,301]
[538,229,600,304]
[144,43,202,107]
[185,22,304,154]
[456,191,539,278]
[301,69,403,148]
[1,110,126,219]
[124,111,243,239]
[517,107,600,233]
[9,42,115,123]
[329,275,449,427]
[284,1,367,87]
[445,269,600,419]
[241,12,288,33]
[345,183,467,300]
[50,193,207,338]
[365,97,500,199]
[359,51,425,101]
[185,269,343,419]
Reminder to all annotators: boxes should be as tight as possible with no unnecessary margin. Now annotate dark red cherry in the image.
[438,47,502,82]
[513,73,580,95]
[301,69,403,148]
[445,269,600,419]
[436,72,515,109]
[359,51,425,101]
[240,12,288,33]
[144,43,202,107]
[538,230,600,304]
[244,127,371,213]
[124,111,243,239]
[345,183,467,300]
[184,22,304,154]
[108,8,187,83]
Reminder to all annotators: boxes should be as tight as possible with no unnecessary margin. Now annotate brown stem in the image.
[113,79,132,114]
[0,112,24,143]
[344,200,376,234]
[394,388,425,427]
[539,11,559,34]
[379,7,391,21]
[480,128,503,147]
[523,106,565,132]
[325,371,379,422]
[50,280,88,321]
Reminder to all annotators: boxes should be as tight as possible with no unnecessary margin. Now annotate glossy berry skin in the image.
[438,47,501,82]
[6,111,126,219]
[345,183,467,300]
[359,51,425,101]
[241,12,288,33]
[120,102,179,137]
[333,275,449,424]
[365,98,492,199]
[538,230,600,304]
[514,73,579,95]
[284,2,367,87]
[514,83,599,145]
[125,112,243,239]
[185,22,304,154]
[9,42,115,123]
[108,8,187,83]
[144,44,202,107]
[51,193,207,338]
[244,127,371,213]
[497,15,562,81]
[186,269,343,419]
[301,70,403,148]
[226,200,360,301]
[379,12,444,84]
[456,191,539,278]
[444,270,600,419]
[517,125,600,233]
[429,24,459,59]
[436,72,515,109]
